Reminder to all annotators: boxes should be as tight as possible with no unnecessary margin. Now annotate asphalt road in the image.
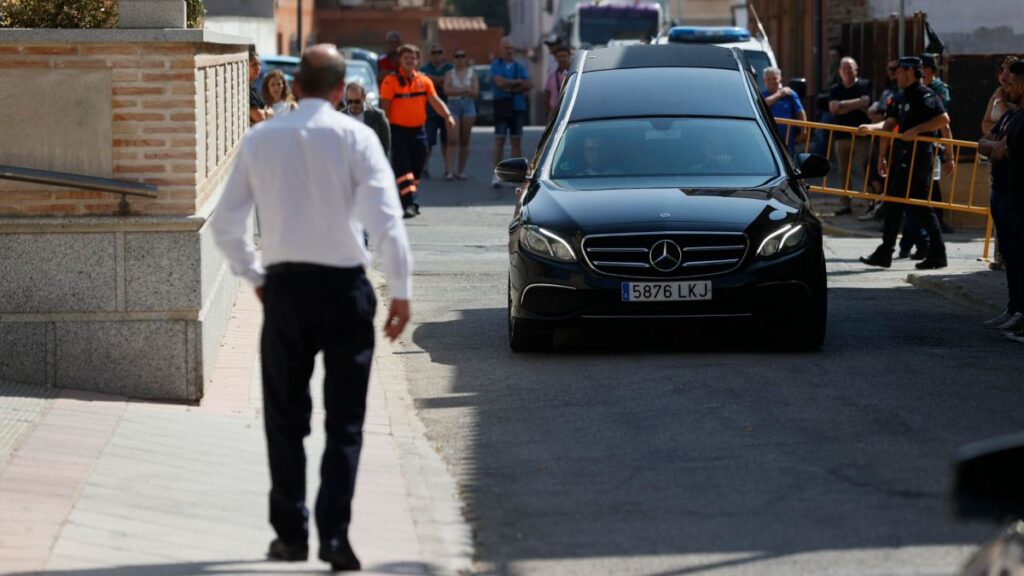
[384,127,1023,575]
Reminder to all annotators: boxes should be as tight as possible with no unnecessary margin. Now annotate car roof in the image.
[567,45,757,121]
[579,44,740,73]
[262,55,300,64]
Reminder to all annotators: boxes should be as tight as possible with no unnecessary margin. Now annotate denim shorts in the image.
[448,97,477,118]
[495,110,525,138]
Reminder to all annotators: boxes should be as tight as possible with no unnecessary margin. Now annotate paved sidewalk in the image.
[816,195,1009,319]
[0,281,472,575]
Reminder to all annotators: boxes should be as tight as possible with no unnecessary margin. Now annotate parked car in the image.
[473,64,494,126]
[340,46,379,69]
[256,54,300,95]
[497,44,830,352]
[345,59,379,107]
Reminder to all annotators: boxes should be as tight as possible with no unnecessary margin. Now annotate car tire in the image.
[788,253,827,351]
[508,280,553,353]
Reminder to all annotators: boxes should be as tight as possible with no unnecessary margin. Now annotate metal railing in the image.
[0,164,159,215]
[775,118,993,258]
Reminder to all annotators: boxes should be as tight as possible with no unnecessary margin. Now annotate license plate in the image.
[621,281,712,302]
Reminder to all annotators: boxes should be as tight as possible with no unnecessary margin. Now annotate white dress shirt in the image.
[211,98,413,299]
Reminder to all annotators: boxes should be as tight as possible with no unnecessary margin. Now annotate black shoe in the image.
[834,206,852,216]
[910,249,926,261]
[402,205,418,219]
[860,247,892,268]
[915,256,947,270]
[319,539,361,572]
[267,538,308,561]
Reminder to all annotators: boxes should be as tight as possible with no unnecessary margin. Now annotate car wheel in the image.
[508,279,553,353]
[789,253,827,351]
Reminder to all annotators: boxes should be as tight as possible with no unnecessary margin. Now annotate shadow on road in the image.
[406,284,1021,573]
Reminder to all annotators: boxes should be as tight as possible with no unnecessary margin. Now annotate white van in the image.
[659,26,777,90]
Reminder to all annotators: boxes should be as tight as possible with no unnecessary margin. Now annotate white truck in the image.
[553,0,672,50]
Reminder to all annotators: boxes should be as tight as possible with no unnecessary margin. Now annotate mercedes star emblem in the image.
[649,240,683,272]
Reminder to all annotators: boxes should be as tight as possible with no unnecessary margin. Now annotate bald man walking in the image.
[212,44,413,571]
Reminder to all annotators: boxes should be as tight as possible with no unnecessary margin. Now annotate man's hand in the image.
[446,115,457,129]
[900,126,918,142]
[877,156,889,178]
[829,100,841,114]
[384,298,411,341]
[942,157,955,176]
[856,124,871,136]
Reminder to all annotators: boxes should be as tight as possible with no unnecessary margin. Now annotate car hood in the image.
[528,182,801,234]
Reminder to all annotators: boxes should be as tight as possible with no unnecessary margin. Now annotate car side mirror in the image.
[795,153,830,180]
[951,432,1024,521]
[495,158,529,183]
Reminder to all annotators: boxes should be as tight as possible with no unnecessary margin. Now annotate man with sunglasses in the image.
[421,43,454,179]
[341,81,390,154]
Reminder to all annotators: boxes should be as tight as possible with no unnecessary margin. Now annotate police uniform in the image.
[380,69,437,216]
[862,57,948,268]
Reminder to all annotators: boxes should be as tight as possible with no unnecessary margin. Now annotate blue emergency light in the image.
[667,26,751,44]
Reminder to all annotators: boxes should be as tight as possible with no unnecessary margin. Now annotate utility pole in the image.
[897,0,905,57]
[297,0,304,56]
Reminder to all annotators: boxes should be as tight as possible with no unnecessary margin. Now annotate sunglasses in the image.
[454,53,466,59]
[431,50,444,55]
[347,99,363,105]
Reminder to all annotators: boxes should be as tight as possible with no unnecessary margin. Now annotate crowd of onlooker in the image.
[764,49,1024,344]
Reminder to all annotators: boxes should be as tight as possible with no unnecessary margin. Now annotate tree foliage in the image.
[0,0,118,28]
[0,0,205,28]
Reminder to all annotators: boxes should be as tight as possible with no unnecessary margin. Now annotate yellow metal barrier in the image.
[775,117,993,258]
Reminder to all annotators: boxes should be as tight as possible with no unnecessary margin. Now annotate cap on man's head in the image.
[920,53,937,70]
[898,57,922,69]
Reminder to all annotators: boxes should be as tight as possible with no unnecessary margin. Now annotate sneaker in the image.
[983,310,1015,329]
[456,173,467,180]
[1004,326,1024,344]
[491,173,501,188]
[444,172,454,181]
[998,312,1024,333]
[402,205,418,219]
[857,205,880,221]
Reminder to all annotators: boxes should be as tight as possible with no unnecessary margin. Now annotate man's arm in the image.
[427,93,456,128]
[900,112,950,140]
[210,140,265,293]
[763,87,793,106]
[830,95,871,115]
[493,74,521,90]
[350,127,414,340]
[250,106,268,124]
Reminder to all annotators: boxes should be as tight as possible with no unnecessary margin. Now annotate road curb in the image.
[368,268,475,576]
[905,272,1003,315]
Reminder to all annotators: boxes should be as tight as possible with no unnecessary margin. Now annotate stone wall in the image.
[0,30,249,401]
[0,32,246,216]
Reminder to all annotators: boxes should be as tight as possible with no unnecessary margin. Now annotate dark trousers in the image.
[391,125,427,209]
[881,163,945,258]
[899,177,945,252]
[998,200,1024,313]
[261,264,377,546]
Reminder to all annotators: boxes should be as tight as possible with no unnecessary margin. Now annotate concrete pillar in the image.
[119,0,186,29]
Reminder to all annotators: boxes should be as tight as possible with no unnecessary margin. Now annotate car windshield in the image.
[549,117,778,188]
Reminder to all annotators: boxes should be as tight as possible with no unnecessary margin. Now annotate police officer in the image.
[380,44,455,218]
[857,56,951,269]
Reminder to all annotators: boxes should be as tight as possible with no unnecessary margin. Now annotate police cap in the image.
[898,57,922,70]
[919,53,938,70]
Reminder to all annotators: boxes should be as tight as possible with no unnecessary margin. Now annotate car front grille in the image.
[581,232,748,278]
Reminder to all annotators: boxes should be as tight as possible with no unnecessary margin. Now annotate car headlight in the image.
[756,224,805,258]
[521,225,577,262]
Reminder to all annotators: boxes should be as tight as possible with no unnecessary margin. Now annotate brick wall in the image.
[0,41,246,217]
[316,8,444,54]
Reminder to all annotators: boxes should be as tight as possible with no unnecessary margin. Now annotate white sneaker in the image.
[491,173,501,188]
[983,309,1014,329]
[998,312,1024,333]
